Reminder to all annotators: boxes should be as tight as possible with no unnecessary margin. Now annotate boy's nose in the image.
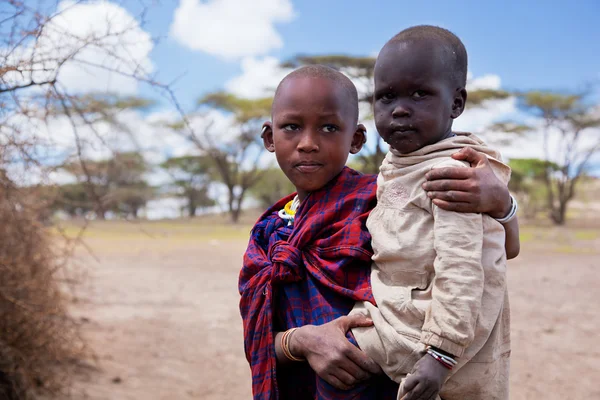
[297,131,319,152]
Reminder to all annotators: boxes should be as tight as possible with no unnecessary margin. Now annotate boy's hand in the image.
[400,354,451,400]
[290,315,382,390]
[422,147,511,218]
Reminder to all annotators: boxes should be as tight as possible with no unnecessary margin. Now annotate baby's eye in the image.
[381,92,395,101]
[322,125,338,133]
[412,90,427,99]
[283,124,300,131]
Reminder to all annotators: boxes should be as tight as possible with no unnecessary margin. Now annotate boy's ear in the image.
[451,87,467,119]
[350,124,367,154]
[261,121,275,152]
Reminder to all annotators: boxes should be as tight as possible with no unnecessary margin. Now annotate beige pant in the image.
[352,301,510,400]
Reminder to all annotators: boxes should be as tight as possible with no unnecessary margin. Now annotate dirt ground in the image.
[65,219,600,400]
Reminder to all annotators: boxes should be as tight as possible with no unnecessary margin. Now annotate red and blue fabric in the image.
[239,167,398,399]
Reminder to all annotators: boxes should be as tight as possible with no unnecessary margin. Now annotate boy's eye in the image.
[412,90,427,99]
[322,125,338,133]
[282,124,300,131]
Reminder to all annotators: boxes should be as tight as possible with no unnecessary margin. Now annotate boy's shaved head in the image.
[387,25,468,88]
[273,65,359,124]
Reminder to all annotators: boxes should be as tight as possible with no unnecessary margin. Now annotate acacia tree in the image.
[160,155,215,217]
[249,167,295,209]
[62,151,151,219]
[172,92,271,223]
[503,91,600,225]
[507,158,560,219]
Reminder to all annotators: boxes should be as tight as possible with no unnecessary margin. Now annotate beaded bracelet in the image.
[426,347,457,370]
[281,328,305,362]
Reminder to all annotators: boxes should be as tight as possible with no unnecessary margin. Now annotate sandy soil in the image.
[68,224,600,399]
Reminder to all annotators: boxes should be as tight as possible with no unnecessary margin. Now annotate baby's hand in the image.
[400,353,451,400]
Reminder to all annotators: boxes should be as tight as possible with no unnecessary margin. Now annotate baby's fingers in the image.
[401,381,427,400]
[400,374,421,400]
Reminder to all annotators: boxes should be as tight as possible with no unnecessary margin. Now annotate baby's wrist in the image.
[426,347,457,370]
[493,194,518,223]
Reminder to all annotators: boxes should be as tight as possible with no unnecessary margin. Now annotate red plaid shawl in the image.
[239,168,397,399]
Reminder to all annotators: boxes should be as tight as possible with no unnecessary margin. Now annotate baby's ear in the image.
[451,87,467,119]
[350,124,367,154]
[261,122,275,152]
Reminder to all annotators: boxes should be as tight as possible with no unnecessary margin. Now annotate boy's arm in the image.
[422,147,520,259]
[420,205,484,357]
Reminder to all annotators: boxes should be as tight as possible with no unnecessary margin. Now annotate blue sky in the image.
[8,0,598,203]
[126,0,600,109]
[15,0,597,183]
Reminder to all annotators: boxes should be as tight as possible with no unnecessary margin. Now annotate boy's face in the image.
[373,40,466,154]
[263,76,365,201]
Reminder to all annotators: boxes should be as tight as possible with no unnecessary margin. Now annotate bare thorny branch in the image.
[0,1,166,396]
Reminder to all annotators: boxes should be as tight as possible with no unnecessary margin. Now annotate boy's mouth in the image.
[294,161,323,173]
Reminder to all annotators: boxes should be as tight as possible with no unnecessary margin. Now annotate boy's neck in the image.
[295,166,350,202]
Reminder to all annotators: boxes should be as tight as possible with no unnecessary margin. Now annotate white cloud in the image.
[169,0,295,60]
[455,97,518,134]
[496,121,600,167]
[2,0,153,95]
[466,73,502,91]
[225,56,290,98]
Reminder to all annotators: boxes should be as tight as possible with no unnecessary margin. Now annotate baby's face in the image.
[373,40,463,154]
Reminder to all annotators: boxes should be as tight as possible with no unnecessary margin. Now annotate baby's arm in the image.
[503,217,520,259]
[421,205,484,357]
[401,197,485,399]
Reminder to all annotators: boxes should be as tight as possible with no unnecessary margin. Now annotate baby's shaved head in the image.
[273,65,359,124]
[387,25,468,88]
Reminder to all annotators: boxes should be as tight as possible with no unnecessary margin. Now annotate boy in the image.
[351,26,513,400]
[240,64,518,399]
[239,65,389,399]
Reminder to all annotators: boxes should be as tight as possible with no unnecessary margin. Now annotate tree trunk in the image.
[229,189,246,224]
[188,199,197,217]
[96,207,106,220]
[552,197,568,225]
[230,207,241,224]
[227,187,239,223]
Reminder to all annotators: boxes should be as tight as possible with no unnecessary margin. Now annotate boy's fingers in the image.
[339,314,373,331]
[326,374,350,391]
[422,178,473,193]
[451,147,488,166]
[425,168,471,182]
[334,367,359,387]
[337,354,371,382]
[345,344,382,375]
[431,199,474,212]
[426,190,472,203]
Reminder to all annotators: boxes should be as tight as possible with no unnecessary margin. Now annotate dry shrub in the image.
[0,176,85,399]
